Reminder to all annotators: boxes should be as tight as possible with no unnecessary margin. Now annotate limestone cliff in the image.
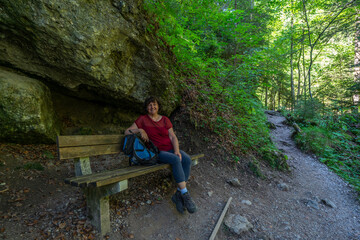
[0,0,179,142]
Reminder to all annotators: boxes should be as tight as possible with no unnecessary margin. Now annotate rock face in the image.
[0,0,178,113]
[0,0,180,143]
[0,68,60,143]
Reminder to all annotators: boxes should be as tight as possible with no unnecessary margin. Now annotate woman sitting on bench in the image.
[125,96,197,214]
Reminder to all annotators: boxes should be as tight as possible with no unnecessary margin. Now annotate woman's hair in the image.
[144,96,161,113]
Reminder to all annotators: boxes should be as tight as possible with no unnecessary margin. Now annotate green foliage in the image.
[248,159,264,178]
[23,162,44,171]
[295,126,333,154]
[255,0,358,110]
[261,147,290,171]
[293,99,323,122]
[42,150,54,159]
[294,112,360,194]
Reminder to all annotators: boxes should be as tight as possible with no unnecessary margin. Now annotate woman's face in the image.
[147,101,159,115]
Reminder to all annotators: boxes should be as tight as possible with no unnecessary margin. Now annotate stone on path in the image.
[227,178,241,187]
[241,200,252,205]
[224,214,253,235]
[278,183,290,191]
[301,199,319,210]
[321,199,336,208]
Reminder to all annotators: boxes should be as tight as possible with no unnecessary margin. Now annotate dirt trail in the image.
[262,112,360,240]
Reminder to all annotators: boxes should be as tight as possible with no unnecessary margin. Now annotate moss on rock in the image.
[0,68,60,143]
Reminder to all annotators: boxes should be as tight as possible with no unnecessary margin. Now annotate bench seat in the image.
[65,153,204,188]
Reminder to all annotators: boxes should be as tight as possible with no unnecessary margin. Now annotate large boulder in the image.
[0,68,60,143]
[0,0,179,114]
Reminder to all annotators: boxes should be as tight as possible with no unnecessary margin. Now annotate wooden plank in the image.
[66,164,170,187]
[94,164,172,187]
[190,153,204,160]
[59,144,122,160]
[57,135,123,147]
[65,166,144,186]
[209,197,233,240]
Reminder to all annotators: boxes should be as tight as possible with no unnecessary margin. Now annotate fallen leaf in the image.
[14,202,22,207]
[59,222,66,229]
[27,220,38,226]
[88,234,95,240]
[78,220,86,225]
[129,234,134,238]
[0,227,5,233]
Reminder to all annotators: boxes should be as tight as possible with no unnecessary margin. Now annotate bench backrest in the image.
[57,135,124,160]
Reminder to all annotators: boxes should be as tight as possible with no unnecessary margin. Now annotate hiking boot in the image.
[171,190,185,214]
[181,192,197,213]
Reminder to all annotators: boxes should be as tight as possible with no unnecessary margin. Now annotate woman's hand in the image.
[125,123,149,142]
[139,129,149,142]
[174,151,182,161]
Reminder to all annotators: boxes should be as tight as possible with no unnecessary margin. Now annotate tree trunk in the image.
[308,47,313,99]
[278,83,281,110]
[297,45,302,103]
[354,11,360,110]
[290,0,295,110]
[250,0,254,21]
[302,0,313,99]
[265,85,268,109]
[302,27,307,103]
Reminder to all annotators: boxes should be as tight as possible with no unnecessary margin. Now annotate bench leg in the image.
[85,188,111,235]
[84,180,128,236]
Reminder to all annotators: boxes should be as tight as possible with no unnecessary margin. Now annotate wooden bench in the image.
[57,134,203,236]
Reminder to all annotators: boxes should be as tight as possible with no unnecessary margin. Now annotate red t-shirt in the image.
[135,115,173,151]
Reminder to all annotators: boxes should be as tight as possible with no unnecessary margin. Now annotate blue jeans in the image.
[158,150,191,183]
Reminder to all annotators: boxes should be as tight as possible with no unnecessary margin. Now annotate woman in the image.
[125,96,197,214]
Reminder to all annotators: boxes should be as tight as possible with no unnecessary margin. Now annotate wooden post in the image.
[209,197,232,240]
[84,180,128,236]
[85,188,111,235]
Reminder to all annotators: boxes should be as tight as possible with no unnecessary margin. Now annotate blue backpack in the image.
[122,133,159,166]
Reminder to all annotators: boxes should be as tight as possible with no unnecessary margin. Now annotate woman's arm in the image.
[168,128,182,160]
[124,123,149,141]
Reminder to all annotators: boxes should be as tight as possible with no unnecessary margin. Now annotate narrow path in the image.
[264,111,360,240]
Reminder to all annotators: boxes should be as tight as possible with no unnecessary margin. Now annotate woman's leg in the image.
[180,150,191,181]
[159,150,197,214]
[158,150,186,184]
